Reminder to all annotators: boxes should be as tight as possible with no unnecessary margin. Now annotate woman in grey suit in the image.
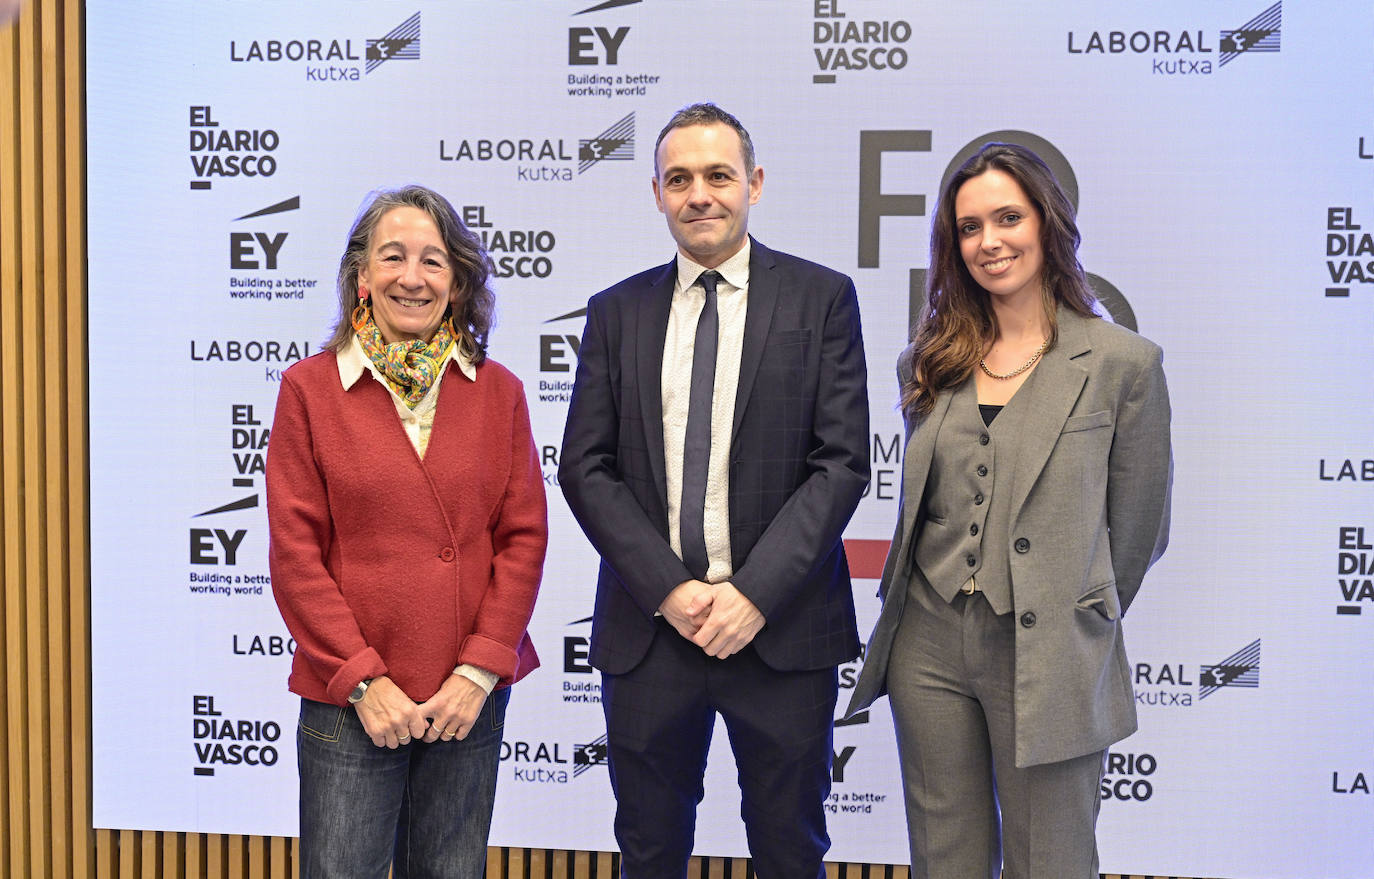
[847,143,1171,878]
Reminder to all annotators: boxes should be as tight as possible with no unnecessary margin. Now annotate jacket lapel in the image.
[877,392,951,600]
[636,258,678,515]
[731,238,779,444]
[899,392,949,537]
[1006,309,1092,517]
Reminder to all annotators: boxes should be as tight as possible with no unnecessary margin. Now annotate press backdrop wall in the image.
[81,2,1373,878]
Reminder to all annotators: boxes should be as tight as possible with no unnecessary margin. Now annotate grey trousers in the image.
[887,585,1105,879]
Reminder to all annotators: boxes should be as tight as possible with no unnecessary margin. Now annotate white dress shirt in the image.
[661,242,750,584]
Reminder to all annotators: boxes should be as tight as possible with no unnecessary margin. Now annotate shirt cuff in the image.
[454,663,498,694]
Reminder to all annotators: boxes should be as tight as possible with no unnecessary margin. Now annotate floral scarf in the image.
[354,316,456,408]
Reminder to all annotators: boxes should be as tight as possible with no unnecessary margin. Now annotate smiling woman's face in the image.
[954,168,1045,306]
[357,206,456,344]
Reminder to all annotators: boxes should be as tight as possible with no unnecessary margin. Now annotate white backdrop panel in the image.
[88,2,1373,875]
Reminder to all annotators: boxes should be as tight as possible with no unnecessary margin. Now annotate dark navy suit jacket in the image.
[559,238,870,675]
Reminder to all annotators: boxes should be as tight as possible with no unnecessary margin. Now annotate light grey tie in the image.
[680,271,719,581]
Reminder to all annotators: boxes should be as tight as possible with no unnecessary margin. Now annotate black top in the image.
[979,404,1003,427]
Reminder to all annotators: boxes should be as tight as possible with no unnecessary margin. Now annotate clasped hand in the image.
[659,579,764,659]
[352,674,488,749]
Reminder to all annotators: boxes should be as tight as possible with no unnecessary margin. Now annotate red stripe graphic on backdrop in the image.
[843,539,891,580]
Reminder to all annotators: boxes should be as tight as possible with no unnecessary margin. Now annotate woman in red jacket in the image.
[266,184,547,878]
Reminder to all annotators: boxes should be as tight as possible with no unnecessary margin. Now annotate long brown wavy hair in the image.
[326,185,495,361]
[900,143,1098,418]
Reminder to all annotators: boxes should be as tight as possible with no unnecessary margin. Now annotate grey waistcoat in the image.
[912,375,1035,615]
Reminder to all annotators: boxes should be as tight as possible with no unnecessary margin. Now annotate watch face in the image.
[348,682,368,703]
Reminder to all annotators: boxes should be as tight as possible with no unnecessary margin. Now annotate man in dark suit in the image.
[559,103,870,878]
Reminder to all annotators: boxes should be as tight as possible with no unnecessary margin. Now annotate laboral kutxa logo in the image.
[1133,638,1260,707]
[1065,2,1280,76]
[501,735,608,784]
[229,11,420,81]
[439,113,634,182]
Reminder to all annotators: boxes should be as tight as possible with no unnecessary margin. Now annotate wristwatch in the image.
[347,678,373,704]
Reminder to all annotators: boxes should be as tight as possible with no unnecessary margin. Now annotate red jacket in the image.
[267,350,546,705]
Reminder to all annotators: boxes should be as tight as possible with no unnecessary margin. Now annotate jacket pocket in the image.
[1075,581,1121,621]
[758,328,812,378]
[1062,409,1112,434]
[771,328,812,346]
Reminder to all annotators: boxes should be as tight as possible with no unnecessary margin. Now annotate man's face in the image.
[652,122,763,268]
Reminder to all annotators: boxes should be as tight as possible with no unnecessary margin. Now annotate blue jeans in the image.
[296,688,509,879]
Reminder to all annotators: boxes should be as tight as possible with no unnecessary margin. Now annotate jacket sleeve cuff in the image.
[458,633,519,682]
[326,648,387,704]
[454,664,499,695]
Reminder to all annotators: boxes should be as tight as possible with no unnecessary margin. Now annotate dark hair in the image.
[325,184,495,361]
[900,142,1098,417]
[654,102,756,176]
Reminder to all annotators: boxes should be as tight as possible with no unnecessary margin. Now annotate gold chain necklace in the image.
[979,338,1049,380]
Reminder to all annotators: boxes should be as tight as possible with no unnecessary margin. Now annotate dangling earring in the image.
[351,287,371,332]
[444,306,463,352]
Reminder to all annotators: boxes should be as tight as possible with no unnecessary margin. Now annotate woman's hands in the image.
[352,673,490,748]
[352,676,428,748]
[417,674,489,743]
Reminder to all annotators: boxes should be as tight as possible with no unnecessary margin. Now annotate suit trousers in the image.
[887,584,1105,879]
[601,618,837,879]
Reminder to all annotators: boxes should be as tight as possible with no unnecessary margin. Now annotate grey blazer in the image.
[847,308,1172,767]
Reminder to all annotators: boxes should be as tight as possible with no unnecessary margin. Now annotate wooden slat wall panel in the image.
[0,2,1228,877]
[0,6,19,878]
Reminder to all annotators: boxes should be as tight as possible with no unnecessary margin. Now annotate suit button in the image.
[977,465,988,477]
[1020,612,1036,628]
[1014,537,1030,553]
[979,434,990,446]
[973,493,984,505]
[969,523,979,536]
[440,547,455,562]
[966,554,977,567]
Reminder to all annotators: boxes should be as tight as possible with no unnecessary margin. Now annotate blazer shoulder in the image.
[280,348,340,388]
[589,261,674,307]
[472,356,524,394]
[760,243,853,290]
[1081,313,1163,365]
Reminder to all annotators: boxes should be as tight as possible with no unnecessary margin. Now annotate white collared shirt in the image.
[661,242,750,584]
[335,335,498,695]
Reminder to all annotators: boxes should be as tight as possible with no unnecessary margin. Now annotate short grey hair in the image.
[654,102,756,176]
